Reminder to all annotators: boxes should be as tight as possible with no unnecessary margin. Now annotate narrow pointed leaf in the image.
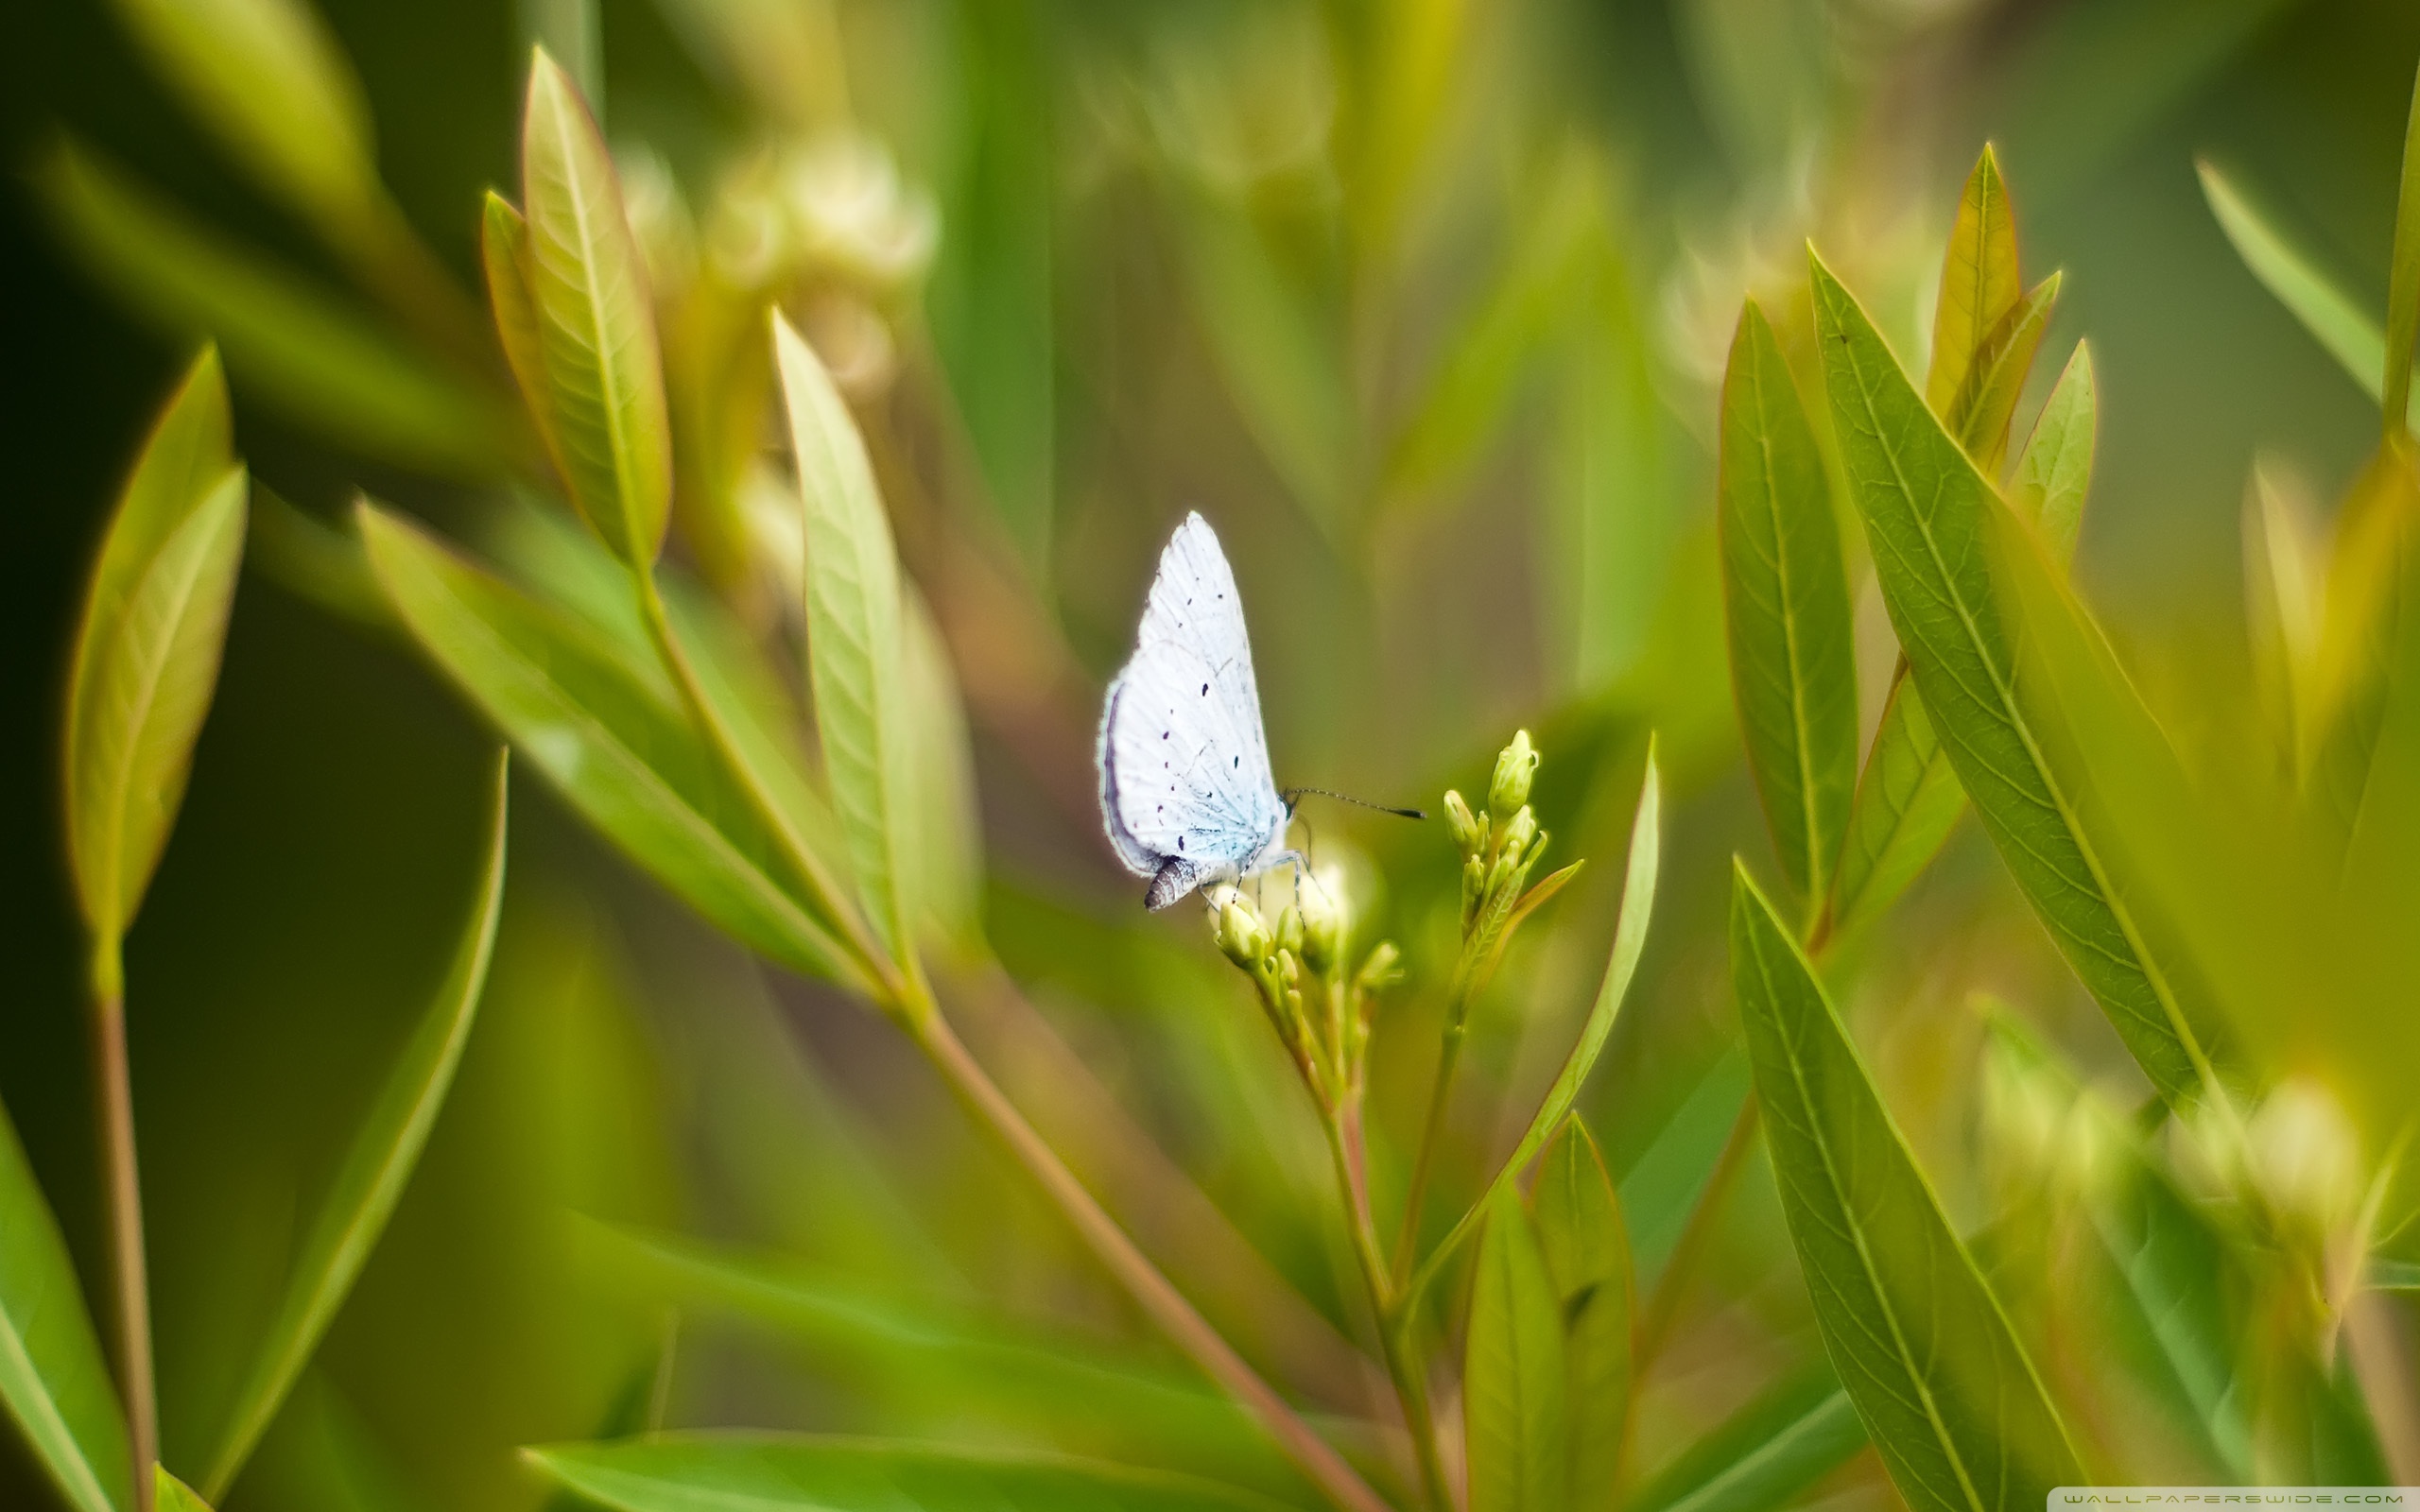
[1465,1184,1567,1512]
[1719,301,1858,912]
[1731,865,2080,1512]
[358,503,864,992]
[65,374,249,952]
[200,752,511,1500]
[2011,342,2098,560]
[518,48,672,565]
[2385,62,2420,435]
[2198,160,2420,432]
[524,1435,1288,1512]
[775,314,915,963]
[1625,1366,1865,1512]
[1947,272,2059,473]
[156,1468,213,1512]
[1531,1118,1631,1512]
[1811,249,2216,1108]
[0,1102,130,1512]
[480,192,559,467]
[1822,678,1962,947]
[36,142,506,474]
[1928,146,2021,418]
[1409,748,1659,1300]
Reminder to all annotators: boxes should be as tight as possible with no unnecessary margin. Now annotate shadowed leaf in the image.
[1624,1366,1864,1512]
[2385,61,2420,435]
[1531,1118,1631,1511]
[1732,865,2080,1511]
[1947,273,2060,473]
[1465,1184,1566,1512]
[0,1102,130,1512]
[1929,146,2021,419]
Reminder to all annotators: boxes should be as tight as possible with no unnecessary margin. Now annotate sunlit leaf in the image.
[517,48,673,566]
[1718,301,1857,918]
[1530,1117,1630,1512]
[1928,145,2022,421]
[1624,1366,1864,1512]
[1464,1184,1566,1512]
[0,1100,130,1512]
[480,193,561,470]
[155,1467,212,1512]
[200,752,511,1500]
[2198,159,2420,432]
[1947,273,2059,474]
[1731,864,2081,1511]
[1820,679,1962,950]
[1409,747,1658,1300]
[36,141,508,475]
[2011,342,2098,561]
[525,1435,1288,1512]
[774,313,915,967]
[1811,249,2218,1108]
[357,502,866,993]
[64,351,249,958]
[2384,61,2420,434]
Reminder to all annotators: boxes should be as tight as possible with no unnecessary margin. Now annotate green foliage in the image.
[525,1435,1288,1512]
[1529,1118,1630,1512]
[151,1469,211,1512]
[1462,1185,1565,1512]
[1718,302,1857,919]
[0,1105,129,1512]
[2010,343,2099,561]
[1731,865,2081,1511]
[1623,1368,1864,1512]
[63,349,247,977]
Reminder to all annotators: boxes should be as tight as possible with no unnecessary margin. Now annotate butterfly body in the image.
[1098,513,1299,910]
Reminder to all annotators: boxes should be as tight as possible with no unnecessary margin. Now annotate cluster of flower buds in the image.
[1440,731,1571,1007]
[1209,868,1397,1114]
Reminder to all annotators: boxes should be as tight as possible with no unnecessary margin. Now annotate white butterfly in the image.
[1098,512,1301,910]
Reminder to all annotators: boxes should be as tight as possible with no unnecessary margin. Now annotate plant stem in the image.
[909,1006,1392,1512]
[1323,1104,1450,1512]
[1391,1011,1466,1288]
[90,947,156,1512]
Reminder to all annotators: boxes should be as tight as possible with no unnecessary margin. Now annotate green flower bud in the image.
[1275,905,1305,958]
[1443,790,1485,857]
[1298,870,1347,975]
[1355,940,1403,994]
[1498,806,1539,869]
[1490,730,1539,816]
[1460,856,1486,927]
[1215,898,1269,968]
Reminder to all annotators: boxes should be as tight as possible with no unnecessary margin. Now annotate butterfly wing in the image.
[1098,513,1287,901]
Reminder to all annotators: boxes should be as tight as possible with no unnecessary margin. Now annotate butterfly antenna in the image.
[1282,787,1428,821]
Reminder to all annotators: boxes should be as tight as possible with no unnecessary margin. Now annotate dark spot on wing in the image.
[1178,834,1186,850]
[1233,756,1239,767]
[1201,683,1209,696]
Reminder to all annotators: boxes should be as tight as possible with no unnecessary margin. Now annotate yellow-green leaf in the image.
[774,313,915,965]
[1464,1184,1566,1512]
[1719,301,1858,914]
[2011,342,2098,560]
[480,192,560,469]
[1530,1117,1630,1511]
[1947,272,2060,473]
[37,141,507,475]
[1927,145,2021,419]
[1821,677,1963,949]
[358,502,865,992]
[64,373,249,959]
[1811,249,2216,1108]
[0,1101,130,1512]
[199,752,511,1501]
[2198,159,2420,433]
[1732,865,2080,1512]
[517,47,672,565]
[155,1467,212,1512]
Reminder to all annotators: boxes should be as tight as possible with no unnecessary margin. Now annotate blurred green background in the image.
[6,1,2420,1508]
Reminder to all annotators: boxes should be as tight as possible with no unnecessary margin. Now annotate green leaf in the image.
[2197,159,2420,433]
[156,1467,213,1512]
[2010,342,2098,561]
[0,1100,130,1512]
[1409,747,1659,1301]
[1624,1367,1864,1512]
[63,352,249,961]
[900,585,984,955]
[2374,1259,2420,1291]
[774,313,915,966]
[357,503,866,993]
[1718,301,1858,915]
[1530,1118,1631,1512]
[1947,273,2060,474]
[1464,1184,1567,1512]
[199,751,511,1500]
[2385,61,2420,435]
[1810,249,2216,1108]
[1731,864,2080,1512]
[1820,678,1962,949]
[105,0,377,237]
[35,141,507,475]
[480,193,560,470]
[2091,1162,2253,1479]
[524,1435,1288,1512]
[1928,146,2022,421]
[517,47,673,566]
